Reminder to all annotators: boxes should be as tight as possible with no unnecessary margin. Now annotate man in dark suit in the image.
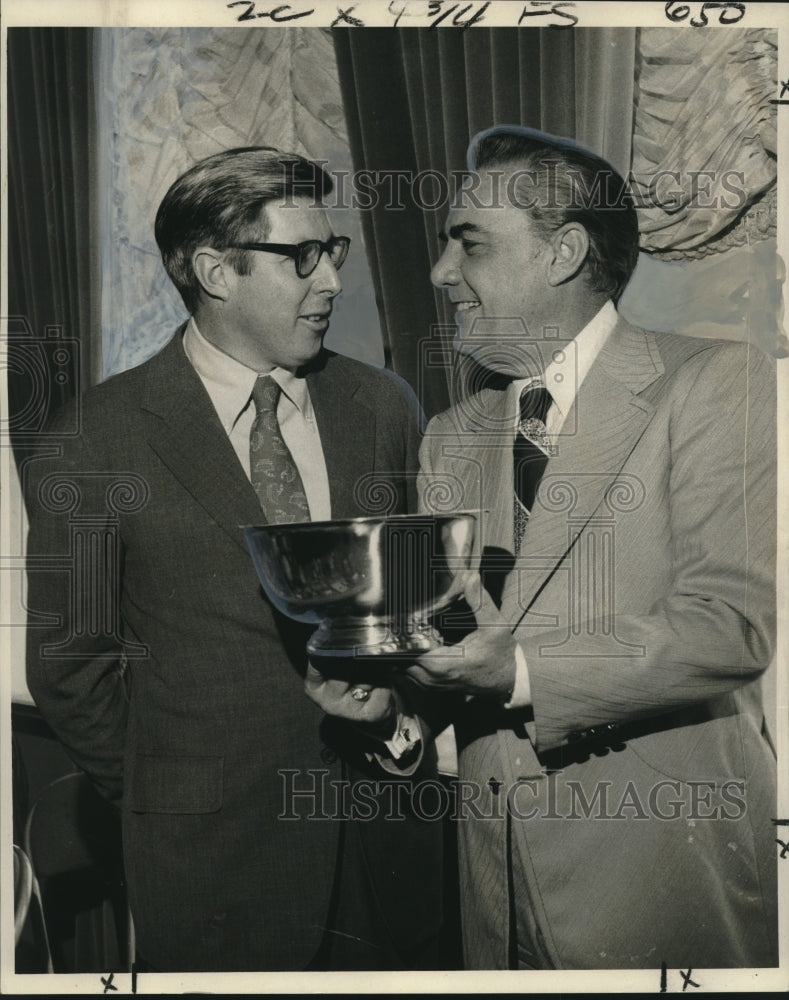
[310,126,779,970]
[24,147,442,972]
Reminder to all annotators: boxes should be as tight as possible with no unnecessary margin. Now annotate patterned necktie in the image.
[513,383,553,553]
[249,375,311,523]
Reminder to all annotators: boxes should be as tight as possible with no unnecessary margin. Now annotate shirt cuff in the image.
[382,712,420,760]
[503,642,532,709]
[363,687,423,771]
[365,712,423,776]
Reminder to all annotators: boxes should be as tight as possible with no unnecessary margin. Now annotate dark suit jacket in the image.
[419,318,777,969]
[24,329,442,971]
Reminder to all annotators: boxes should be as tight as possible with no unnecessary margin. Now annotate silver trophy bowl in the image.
[244,512,477,656]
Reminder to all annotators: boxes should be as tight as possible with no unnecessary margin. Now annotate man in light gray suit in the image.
[311,126,778,970]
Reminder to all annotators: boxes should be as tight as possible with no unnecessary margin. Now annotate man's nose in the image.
[313,253,343,297]
[430,246,459,288]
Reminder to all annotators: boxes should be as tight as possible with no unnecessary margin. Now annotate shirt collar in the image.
[183,317,312,432]
[510,300,618,424]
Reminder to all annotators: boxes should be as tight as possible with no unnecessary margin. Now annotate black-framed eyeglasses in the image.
[227,236,350,278]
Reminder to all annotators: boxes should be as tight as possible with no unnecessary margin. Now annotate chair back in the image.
[14,843,53,972]
[23,771,132,973]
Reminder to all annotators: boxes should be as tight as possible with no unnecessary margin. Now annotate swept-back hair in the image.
[469,125,640,302]
[155,146,333,312]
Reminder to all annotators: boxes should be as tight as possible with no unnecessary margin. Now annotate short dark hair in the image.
[154,146,334,313]
[470,126,640,302]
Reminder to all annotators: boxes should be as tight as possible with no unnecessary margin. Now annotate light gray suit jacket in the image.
[419,318,777,969]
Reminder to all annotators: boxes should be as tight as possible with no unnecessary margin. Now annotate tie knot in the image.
[251,375,280,415]
[519,383,551,424]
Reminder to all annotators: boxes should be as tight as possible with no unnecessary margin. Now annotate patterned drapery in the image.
[620,27,785,357]
[630,27,776,257]
[97,27,384,379]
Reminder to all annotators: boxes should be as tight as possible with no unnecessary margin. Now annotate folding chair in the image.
[23,771,133,973]
[14,843,53,973]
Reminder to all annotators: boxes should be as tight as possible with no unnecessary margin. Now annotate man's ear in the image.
[546,223,589,287]
[192,247,232,302]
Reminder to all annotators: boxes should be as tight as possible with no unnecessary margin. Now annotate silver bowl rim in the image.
[241,509,483,533]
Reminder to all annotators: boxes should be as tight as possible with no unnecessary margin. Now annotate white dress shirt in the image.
[506,300,619,707]
[183,317,332,521]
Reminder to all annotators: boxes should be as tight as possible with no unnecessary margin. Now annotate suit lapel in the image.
[140,329,264,556]
[466,388,517,554]
[308,358,376,519]
[429,386,515,554]
[501,320,664,624]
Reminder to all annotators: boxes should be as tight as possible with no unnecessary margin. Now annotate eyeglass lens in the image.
[298,238,348,277]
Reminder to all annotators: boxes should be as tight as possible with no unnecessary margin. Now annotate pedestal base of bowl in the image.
[306,617,443,657]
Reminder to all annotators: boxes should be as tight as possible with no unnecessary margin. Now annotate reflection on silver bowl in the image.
[244,512,477,656]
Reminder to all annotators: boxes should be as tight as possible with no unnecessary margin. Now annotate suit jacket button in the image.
[320,746,338,764]
[567,731,583,744]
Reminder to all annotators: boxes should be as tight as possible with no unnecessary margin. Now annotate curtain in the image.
[95,27,384,380]
[631,28,776,256]
[332,27,637,418]
[619,27,785,358]
[6,28,99,468]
